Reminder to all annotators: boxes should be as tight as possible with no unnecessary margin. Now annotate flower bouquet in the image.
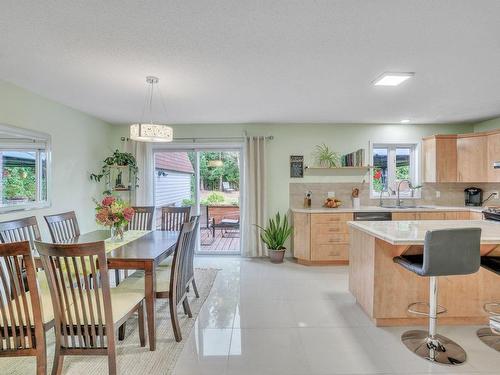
[94,196,135,242]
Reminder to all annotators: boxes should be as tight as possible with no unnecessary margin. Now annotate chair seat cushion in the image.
[481,256,500,275]
[65,288,144,324]
[117,269,171,294]
[0,288,54,328]
[393,255,425,276]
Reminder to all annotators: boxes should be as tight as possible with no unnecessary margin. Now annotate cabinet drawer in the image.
[311,213,353,224]
[311,244,349,261]
[313,233,349,245]
[312,222,349,234]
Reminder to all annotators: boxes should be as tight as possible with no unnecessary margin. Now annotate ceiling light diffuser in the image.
[373,72,414,86]
[400,119,410,123]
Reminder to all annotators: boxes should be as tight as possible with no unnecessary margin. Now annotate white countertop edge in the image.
[290,205,485,214]
[347,220,500,245]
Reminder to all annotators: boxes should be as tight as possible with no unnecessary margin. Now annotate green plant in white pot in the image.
[256,212,293,263]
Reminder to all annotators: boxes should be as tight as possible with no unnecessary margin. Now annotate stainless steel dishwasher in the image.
[353,212,392,221]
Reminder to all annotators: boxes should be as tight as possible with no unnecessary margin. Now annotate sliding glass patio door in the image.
[153,146,242,255]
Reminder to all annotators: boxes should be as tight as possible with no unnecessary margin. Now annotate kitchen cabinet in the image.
[470,211,484,220]
[293,212,353,265]
[392,212,417,220]
[457,133,488,182]
[422,135,457,183]
[487,131,500,182]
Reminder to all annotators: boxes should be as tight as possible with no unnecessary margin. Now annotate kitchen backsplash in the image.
[289,182,500,208]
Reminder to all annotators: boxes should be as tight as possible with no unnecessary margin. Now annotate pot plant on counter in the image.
[255,212,293,264]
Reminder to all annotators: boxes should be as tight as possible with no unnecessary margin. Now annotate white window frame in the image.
[0,124,52,213]
[369,141,421,199]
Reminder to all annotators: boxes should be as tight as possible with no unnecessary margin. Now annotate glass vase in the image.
[110,225,125,242]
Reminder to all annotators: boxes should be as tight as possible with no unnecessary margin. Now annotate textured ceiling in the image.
[1,0,500,125]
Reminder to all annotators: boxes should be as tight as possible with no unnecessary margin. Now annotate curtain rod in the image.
[121,135,274,142]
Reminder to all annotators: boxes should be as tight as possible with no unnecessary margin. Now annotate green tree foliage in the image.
[189,152,240,191]
[2,167,36,200]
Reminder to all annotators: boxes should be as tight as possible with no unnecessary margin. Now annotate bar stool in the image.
[476,255,500,351]
[393,228,481,366]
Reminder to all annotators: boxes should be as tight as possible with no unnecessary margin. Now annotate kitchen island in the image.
[347,220,500,326]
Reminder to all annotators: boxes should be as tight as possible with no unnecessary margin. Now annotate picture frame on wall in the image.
[290,155,304,178]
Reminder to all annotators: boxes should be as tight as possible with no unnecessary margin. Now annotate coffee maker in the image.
[464,187,483,206]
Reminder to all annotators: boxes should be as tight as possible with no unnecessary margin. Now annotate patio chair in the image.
[212,210,240,238]
[222,181,235,193]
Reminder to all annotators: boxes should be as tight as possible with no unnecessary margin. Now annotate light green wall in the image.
[0,80,113,239]
[474,117,500,132]
[111,122,473,216]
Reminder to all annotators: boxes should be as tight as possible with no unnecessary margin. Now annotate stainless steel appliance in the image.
[482,207,500,221]
[464,187,483,206]
[353,212,392,221]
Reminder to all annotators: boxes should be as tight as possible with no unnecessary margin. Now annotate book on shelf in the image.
[341,149,365,167]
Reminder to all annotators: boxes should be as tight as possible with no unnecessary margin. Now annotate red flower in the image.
[101,196,116,207]
[123,207,135,222]
[374,170,382,180]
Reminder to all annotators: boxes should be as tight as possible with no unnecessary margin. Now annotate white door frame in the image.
[151,142,244,255]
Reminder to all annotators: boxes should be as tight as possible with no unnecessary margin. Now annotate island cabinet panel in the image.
[457,134,488,182]
[293,212,353,265]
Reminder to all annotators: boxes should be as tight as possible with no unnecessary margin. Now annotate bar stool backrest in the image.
[423,228,481,276]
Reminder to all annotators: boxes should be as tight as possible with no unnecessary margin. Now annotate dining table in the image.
[34,229,179,351]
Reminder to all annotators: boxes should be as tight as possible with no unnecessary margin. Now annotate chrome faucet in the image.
[396,179,413,207]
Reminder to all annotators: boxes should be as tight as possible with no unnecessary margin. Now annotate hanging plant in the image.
[313,143,341,168]
[90,149,139,183]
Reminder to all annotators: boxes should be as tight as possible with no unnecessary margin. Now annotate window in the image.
[370,142,420,199]
[0,124,51,212]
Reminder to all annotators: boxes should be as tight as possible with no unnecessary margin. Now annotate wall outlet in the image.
[435,191,441,198]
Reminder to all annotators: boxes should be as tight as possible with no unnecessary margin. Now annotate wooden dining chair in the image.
[159,215,200,297]
[126,206,155,231]
[160,206,190,231]
[35,240,146,375]
[117,217,198,342]
[0,216,42,247]
[44,211,81,243]
[0,241,54,375]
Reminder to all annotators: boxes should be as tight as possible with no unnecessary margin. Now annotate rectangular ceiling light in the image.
[373,72,414,86]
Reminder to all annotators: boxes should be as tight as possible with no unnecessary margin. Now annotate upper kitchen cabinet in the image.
[422,135,457,182]
[487,131,500,182]
[457,133,488,182]
[423,129,500,183]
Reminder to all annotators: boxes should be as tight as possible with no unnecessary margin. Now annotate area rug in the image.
[0,268,219,375]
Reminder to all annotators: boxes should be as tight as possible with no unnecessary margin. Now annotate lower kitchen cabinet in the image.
[293,210,474,265]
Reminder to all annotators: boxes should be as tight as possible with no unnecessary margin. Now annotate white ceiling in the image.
[1,0,500,125]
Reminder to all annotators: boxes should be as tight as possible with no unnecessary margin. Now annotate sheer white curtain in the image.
[241,136,268,257]
[125,140,153,206]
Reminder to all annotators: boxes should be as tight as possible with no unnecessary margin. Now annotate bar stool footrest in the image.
[407,302,447,316]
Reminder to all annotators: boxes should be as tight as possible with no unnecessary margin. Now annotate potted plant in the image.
[90,149,139,183]
[256,212,293,263]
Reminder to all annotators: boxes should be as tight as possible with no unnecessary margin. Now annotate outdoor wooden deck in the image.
[200,227,240,253]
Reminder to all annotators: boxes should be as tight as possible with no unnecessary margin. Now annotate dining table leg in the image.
[144,262,156,351]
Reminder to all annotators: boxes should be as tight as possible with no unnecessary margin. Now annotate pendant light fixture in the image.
[130,76,173,142]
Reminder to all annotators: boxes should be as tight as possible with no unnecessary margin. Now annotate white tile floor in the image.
[173,257,500,375]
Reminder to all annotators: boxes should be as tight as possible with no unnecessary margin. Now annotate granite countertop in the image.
[290,205,485,213]
[347,220,500,245]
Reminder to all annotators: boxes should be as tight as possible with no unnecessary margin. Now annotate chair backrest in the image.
[127,206,154,231]
[35,240,114,350]
[0,241,45,352]
[423,228,481,276]
[185,216,200,284]
[0,216,41,249]
[169,219,196,307]
[161,206,190,231]
[44,211,81,243]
